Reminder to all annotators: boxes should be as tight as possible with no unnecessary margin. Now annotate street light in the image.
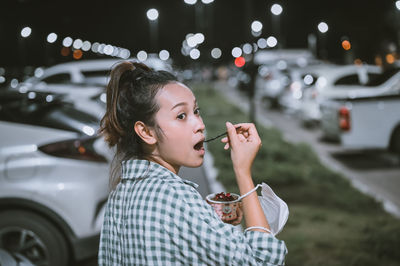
[266,36,278,48]
[46,33,57,43]
[251,21,263,32]
[318,22,329,33]
[270,4,283,47]
[231,47,242,58]
[271,4,283,16]
[146,8,159,21]
[20,27,32,38]
[184,0,197,5]
[211,48,222,59]
[146,8,159,52]
[62,37,73,47]
[317,22,329,59]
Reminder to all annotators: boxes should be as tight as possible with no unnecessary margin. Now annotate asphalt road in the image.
[214,80,400,219]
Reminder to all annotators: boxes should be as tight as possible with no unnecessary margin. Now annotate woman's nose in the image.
[194,116,205,133]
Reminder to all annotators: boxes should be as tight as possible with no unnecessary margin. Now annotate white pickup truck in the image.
[320,94,400,156]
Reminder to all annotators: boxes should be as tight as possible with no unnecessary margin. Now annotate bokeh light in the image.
[147,8,159,21]
[257,38,268,49]
[189,48,200,60]
[61,47,70,56]
[271,4,283,15]
[231,47,242,58]
[46,33,57,43]
[342,40,351,50]
[386,54,395,64]
[82,41,91,51]
[21,27,32,38]
[73,39,83,49]
[137,50,148,61]
[62,37,73,47]
[184,0,197,4]
[159,50,170,61]
[266,36,278,47]
[211,48,222,59]
[251,20,263,32]
[234,56,246,68]
[318,22,329,33]
[73,49,83,60]
[243,43,253,54]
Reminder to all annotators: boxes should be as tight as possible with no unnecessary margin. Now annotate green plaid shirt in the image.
[98,159,287,265]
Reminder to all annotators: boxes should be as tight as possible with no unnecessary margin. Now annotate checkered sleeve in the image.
[162,180,288,265]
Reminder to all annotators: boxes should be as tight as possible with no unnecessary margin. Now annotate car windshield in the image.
[365,68,400,86]
[0,91,98,134]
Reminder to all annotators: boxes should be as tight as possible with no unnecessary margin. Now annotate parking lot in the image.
[215,80,400,218]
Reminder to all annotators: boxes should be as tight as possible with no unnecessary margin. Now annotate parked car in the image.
[0,90,99,135]
[0,90,110,265]
[255,65,291,108]
[21,55,173,88]
[278,63,334,113]
[253,49,319,108]
[320,67,400,143]
[298,64,382,125]
[11,56,173,120]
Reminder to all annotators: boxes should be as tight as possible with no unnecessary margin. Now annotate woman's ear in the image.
[134,121,157,145]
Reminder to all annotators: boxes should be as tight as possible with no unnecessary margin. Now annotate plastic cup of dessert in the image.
[206,193,240,221]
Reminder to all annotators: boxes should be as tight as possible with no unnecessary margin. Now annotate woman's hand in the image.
[222,203,243,225]
[221,122,262,176]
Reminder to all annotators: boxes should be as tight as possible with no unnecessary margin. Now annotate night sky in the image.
[1,0,398,69]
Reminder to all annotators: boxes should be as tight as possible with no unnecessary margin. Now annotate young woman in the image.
[98,61,287,265]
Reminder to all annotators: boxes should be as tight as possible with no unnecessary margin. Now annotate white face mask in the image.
[238,182,289,236]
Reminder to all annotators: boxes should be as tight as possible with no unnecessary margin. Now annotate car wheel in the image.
[0,210,69,266]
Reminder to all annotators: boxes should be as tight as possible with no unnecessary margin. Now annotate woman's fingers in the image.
[225,122,239,146]
[238,134,246,142]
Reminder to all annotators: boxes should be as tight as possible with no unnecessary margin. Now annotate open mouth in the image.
[194,140,204,151]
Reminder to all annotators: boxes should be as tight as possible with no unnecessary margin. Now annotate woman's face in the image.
[152,82,205,174]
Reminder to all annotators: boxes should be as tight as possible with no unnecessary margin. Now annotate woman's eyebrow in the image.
[171,99,197,110]
[171,102,187,110]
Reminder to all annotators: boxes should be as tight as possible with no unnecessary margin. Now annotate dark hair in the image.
[99,61,177,189]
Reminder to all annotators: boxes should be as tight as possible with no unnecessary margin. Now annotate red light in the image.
[338,106,351,131]
[234,57,245,67]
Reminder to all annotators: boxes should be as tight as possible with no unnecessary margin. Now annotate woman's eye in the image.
[194,108,200,115]
[177,113,186,120]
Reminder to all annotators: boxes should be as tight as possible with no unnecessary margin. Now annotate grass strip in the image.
[193,83,400,266]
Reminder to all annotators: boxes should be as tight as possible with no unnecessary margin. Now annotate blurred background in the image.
[1,0,400,265]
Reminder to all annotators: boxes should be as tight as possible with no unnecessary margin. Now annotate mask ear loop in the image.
[237,183,262,201]
[238,183,274,236]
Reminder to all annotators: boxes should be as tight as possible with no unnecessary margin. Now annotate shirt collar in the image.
[121,159,199,189]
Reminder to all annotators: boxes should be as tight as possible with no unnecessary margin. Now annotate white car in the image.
[0,91,110,265]
[320,67,400,142]
[299,64,382,124]
[278,62,336,113]
[23,55,173,87]
[12,56,173,120]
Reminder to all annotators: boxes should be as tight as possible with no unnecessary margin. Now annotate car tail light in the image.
[338,106,351,131]
[39,137,107,162]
